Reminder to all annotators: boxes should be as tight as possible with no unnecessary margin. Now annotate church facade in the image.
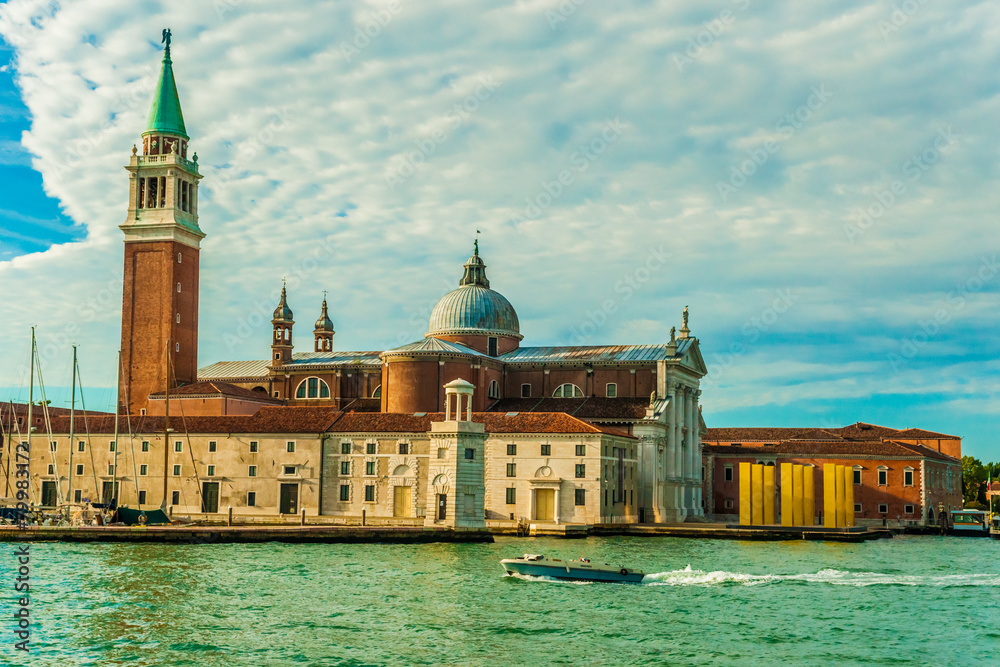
[95,36,709,524]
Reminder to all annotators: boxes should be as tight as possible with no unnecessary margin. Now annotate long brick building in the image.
[702,424,963,526]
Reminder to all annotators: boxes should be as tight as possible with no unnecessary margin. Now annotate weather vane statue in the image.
[162,28,172,56]
[474,229,481,256]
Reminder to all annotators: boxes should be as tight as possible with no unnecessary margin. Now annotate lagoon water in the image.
[4,535,999,665]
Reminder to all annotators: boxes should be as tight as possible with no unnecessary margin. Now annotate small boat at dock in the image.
[500,554,644,583]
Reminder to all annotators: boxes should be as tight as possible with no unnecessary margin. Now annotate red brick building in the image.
[702,424,963,526]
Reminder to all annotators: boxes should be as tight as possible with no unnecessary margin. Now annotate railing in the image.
[136,154,199,173]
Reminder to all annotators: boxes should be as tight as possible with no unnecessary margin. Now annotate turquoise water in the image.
[2,535,999,665]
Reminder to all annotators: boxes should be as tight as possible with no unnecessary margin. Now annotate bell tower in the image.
[271,284,295,366]
[120,29,204,414]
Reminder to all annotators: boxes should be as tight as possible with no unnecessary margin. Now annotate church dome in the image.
[427,244,522,340]
[272,285,293,322]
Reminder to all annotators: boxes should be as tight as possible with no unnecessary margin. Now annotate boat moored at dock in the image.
[500,554,644,583]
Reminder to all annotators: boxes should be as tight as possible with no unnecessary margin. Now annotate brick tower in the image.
[120,30,204,414]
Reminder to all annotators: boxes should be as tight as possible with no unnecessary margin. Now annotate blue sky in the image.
[0,0,997,461]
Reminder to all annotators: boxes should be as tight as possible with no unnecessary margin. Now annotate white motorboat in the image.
[500,554,644,583]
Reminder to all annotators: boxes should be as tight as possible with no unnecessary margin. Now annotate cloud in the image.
[0,0,998,458]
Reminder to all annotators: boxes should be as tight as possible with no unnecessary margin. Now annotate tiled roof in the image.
[704,439,957,461]
[48,407,343,435]
[703,427,823,442]
[148,381,280,401]
[829,422,902,440]
[382,338,486,358]
[340,398,381,413]
[199,351,381,380]
[487,397,651,421]
[894,428,961,440]
[45,408,633,438]
[499,342,691,364]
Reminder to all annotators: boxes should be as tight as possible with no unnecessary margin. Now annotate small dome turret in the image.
[314,297,334,333]
[273,285,294,323]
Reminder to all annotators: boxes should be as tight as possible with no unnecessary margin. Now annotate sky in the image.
[0,0,997,461]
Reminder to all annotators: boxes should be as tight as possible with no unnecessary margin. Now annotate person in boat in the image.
[580,557,590,563]
[138,513,147,525]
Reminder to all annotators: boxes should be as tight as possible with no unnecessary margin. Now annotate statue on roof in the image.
[162,28,172,48]
[670,326,676,343]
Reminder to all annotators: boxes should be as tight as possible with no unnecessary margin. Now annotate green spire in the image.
[145,29,188,139]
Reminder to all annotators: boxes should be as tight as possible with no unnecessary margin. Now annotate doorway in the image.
[279,483,299,514]
[41,481,57,508]
[202,482,220,513]
[535,488,555,521]
[101,481,119,505]
[393,486,412,517]
[437,493,447,521]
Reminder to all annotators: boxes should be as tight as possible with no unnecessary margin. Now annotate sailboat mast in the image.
[163,339,170,505]
[112,351,121,506]
[26,327,35,500]
[67,345,77,504]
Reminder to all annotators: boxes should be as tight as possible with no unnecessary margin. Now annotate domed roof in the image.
[272,285,293,322]
[314,298,334,333]
[427,244,522,340]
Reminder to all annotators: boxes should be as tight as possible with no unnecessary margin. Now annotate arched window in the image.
[372,385,381,398]
[553,383,583,398]
[488,380,500,399]
[295,377,331,399]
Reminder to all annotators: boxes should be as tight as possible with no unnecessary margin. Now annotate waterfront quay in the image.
[0,524,494,544]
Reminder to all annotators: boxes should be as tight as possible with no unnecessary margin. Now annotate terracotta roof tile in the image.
[149,381,280,402]
[487,397,650,420]
[704,438,957,461]
[894,428,961,440]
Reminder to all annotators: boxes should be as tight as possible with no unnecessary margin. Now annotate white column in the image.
[528,488,534,522]
[666,382,677,481]
[555,486,561,524]
[674,385,685,512]
[687,389,696,480]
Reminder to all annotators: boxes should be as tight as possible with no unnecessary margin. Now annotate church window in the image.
[372,385,381,399]
[488,380,500,399]
[606,383,617,398]
[553,383,583,398]
[138,177,146,209]
[488,336,498,357]
[295,377,331,399]
[177,252,182,264]
[521,383,531,398]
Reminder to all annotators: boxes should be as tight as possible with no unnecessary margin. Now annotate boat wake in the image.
[640,565,1000,588]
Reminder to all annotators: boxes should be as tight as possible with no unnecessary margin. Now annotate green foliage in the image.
[962,456,987,505]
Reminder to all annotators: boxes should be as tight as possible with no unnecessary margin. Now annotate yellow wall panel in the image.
[792,464,804,526]
[739,462,752,525]
[823,464,837,528]
[803,466,815,527]
[763,465,776,525]
[751,464,764,525]
[780,463,793,526]
[835,464,846,527]
[844,466,855,527]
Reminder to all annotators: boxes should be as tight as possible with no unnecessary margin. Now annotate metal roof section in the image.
[499,342,690,364]
[382,338,486,358]
[286,351,383,367]
[427,285,521,339]
[199,351,382,379]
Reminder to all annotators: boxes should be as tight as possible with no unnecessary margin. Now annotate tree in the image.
[961,456,987,506]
